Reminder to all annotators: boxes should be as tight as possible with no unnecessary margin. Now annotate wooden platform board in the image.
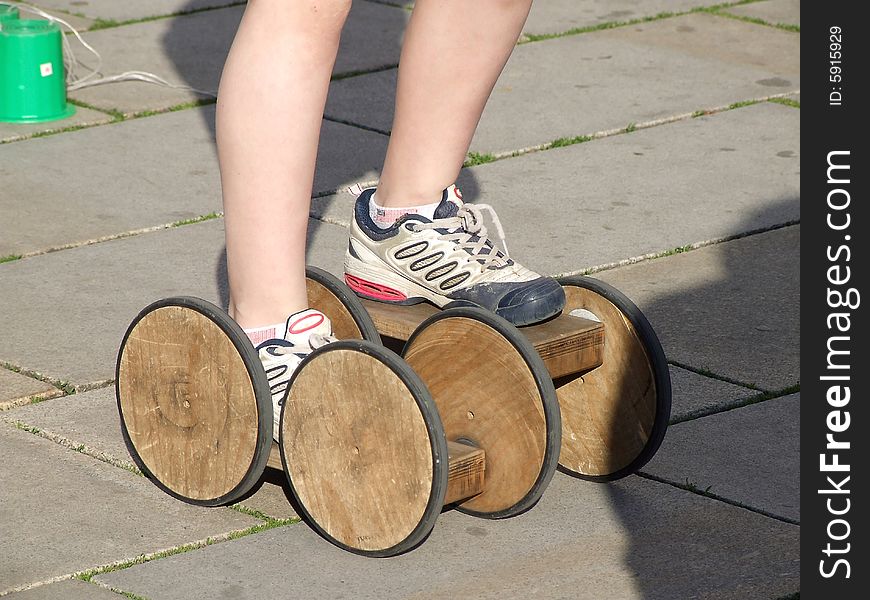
[361,299,604,379]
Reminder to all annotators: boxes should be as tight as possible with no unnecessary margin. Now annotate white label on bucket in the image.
[40,63,54,77]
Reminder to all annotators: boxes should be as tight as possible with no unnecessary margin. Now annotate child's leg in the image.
[376,0,533,207]
[218,0,350,439]
[217,0,351,329]
[345,0,563,327]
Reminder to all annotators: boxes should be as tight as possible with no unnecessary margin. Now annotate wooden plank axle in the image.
[444,440,486,505]
[361,299,605,379]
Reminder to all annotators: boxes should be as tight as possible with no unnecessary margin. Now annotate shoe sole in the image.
[345,254,564,327]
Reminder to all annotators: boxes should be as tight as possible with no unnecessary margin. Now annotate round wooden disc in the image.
[281,340,448,557]
[556,276,671,481]
[305,266,380,342]
[403,308,561,518]
[116,297,272,506]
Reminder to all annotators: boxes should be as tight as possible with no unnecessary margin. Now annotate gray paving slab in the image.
[67,1,407,114]
[98,471,798,599]
[597,226,800,390]
[523,0,716,36]
[0,368,62,410]
[4,387,131,459]
[7,1,94,30]
[668,365,754,422]
[0,105,386,256]
[4,579,121,600]
[26,0,239,21]
[326,13,799,154]
[0,422,259,595]
[0,217,348,386]
[5,387,299,520]
[724,0,800,27]
[644,393,800,521]
[314,102,799,274]
[0,104,113,144]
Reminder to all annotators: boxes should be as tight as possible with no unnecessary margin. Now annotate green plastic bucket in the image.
[0,3,20,26]
[0,19,76,123]
[0,2,18,27]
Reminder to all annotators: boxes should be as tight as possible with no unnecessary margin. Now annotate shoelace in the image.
[412,203,511,269]
[309,333,337,350]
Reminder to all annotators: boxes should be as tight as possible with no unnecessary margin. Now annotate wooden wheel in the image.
[280,340,448,557]
[116,297,272,506]
[556,276,671,481]
[403,308,561,519]
[306,266,380,342]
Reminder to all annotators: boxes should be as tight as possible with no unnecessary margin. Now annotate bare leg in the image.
[217,0,351,328]
[376,0,533,207]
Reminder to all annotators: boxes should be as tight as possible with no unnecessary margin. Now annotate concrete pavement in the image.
[0,1,799,598]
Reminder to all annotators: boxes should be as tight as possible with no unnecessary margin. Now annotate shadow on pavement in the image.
[604,195,799,598]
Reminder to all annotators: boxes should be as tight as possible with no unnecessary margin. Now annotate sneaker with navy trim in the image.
[344,185,565,327]
[255,309,335,440]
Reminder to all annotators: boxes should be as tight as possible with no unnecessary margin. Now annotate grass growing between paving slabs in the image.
[562,220,799,278]
[519,0,768,43]
[461,98,790,173]
[638,470,800,525]
[710,9,800,33]
[5,211,228,264]
[669,382,801,424]
[171,211,224,227]
[461,129,618,169]
[74,518,298,583]
[770,97,800,109]
[83,2,249,31]
[68,99,126,122]
[4,417,144,475]
[668,361,762,393]
[130,99,216,120]
[0,362,77,397]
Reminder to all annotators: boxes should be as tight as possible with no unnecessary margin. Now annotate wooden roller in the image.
[280,340,461,556]
[402,307,561,518]
[116,297,272,506]
[116,268,382,505]
[306,266,380,343]
[359,274,671,483]
[555,276,670,481]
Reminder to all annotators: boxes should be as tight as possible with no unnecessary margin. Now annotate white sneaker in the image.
[344,185,565,326]
[255,309,335,440]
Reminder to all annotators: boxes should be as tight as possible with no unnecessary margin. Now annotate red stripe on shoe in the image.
[345,274,408,302]
[287,312,325,334]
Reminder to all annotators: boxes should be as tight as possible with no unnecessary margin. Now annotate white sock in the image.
[244,322,285,346]
[369,192,441,228]
[244,309,331,347]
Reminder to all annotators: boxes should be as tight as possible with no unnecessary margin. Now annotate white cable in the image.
[15,3,217,98]
[67,71,217,97]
